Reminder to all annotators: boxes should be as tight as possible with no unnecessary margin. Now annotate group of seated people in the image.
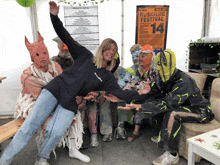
[0,1,215,165]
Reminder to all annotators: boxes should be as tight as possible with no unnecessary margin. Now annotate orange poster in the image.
[136,5,169,50]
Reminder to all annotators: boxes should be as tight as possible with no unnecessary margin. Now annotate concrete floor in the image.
[0,119,214,165]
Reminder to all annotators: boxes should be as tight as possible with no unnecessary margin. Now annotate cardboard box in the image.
[0,118,25,143]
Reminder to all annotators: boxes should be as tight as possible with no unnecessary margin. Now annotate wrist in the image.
[136,104,140,111]
[138,90,142,95]
[136,104,142,112]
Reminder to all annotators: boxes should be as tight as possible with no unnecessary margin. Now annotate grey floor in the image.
[0,120,214,165]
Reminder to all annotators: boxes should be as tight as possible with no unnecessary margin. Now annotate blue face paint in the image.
[131,49,141,65]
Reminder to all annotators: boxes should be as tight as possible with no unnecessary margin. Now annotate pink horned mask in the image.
[25,31,50,72]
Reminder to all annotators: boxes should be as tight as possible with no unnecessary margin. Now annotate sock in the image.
[69,138,90,162]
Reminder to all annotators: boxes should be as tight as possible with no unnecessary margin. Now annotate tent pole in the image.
[30,2,39,42]
[121,0,124,67]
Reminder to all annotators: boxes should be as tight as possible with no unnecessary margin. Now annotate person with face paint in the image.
[120,44,159,142]
[118,44,142,88]
[0,2,151,165]
[106,48,215,165]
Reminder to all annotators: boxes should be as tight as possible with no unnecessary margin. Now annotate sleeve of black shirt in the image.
[50,14,92,60]
[103,73,150,103]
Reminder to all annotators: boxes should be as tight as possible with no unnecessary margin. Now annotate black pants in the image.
[157,105,214,153]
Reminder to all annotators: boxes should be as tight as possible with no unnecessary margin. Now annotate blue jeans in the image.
[0,89,75,164]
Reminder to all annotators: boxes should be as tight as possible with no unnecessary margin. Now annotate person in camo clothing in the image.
[106,48,215,165]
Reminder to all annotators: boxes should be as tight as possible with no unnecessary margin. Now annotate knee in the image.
[134,114,141,125]
[170,111,180,121]
[170,111,182,123]
[170,111,177,118]
[49,126,67,138]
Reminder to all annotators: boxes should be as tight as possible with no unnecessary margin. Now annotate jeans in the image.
[0,89,75,164]
[100,100,118,135]
[100,100,112,135]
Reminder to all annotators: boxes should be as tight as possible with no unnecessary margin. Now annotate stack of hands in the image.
[103,81,151,110]
[75,92,99,109]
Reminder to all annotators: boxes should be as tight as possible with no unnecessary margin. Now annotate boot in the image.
[114,123,127,140]
[102,133,112,142]
[90,133,99,147]
[69,138,90,162]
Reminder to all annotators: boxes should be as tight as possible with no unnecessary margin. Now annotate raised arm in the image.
[49,1,92,60]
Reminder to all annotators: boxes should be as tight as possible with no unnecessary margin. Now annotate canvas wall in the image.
[0,0,213,116]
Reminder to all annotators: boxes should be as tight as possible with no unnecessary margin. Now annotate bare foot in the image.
[127,132,139,142]
[127,137,133,142]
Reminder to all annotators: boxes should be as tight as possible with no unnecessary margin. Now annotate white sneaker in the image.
[35,160,49,165]
[153,151,179,165]
[151,136,159,143]
[90,134,99,147]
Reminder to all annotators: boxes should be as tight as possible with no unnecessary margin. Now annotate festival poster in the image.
[136,5,169,51]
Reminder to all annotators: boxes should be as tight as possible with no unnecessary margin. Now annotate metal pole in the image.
[30,2,39,42]
[121,0,124,67]
[205,0,211,37]
[202,0,211,37]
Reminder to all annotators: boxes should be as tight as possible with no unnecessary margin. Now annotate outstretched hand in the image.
[118,104,137,110]
[87,92,99,97]
[138,81,151,95]
[49,1,59,16]
[104,93,123,102]
[83,95,95,101]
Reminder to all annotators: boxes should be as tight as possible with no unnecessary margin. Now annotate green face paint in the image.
[156,49,176,82]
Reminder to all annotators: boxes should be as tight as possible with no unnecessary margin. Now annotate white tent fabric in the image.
[0,62,32,118]
[0,0,208,117]
[209,0,220,38]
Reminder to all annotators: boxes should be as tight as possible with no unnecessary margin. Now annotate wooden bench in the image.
[0,77,6,83]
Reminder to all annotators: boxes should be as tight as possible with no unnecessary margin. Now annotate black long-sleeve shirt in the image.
[44,14,147,113]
